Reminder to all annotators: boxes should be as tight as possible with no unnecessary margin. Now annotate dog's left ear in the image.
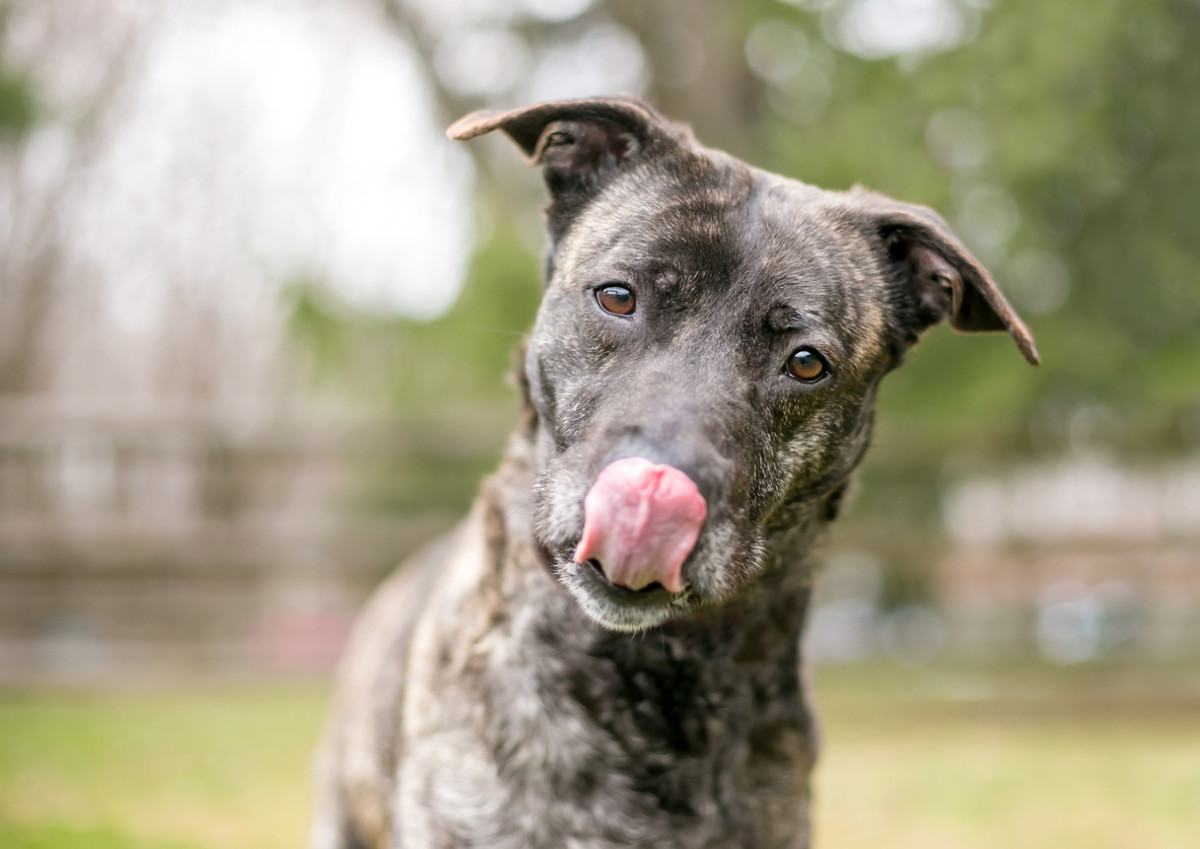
[448,97,686,243]
[846,188,1039,366]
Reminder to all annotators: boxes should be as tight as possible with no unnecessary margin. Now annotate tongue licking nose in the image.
[572,457,708,594]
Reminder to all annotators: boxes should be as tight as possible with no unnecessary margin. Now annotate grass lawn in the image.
[1,660,1198,848]
[812,660,1200,849]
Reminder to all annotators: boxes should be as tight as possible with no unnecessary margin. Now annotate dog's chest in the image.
[396,582,812,849]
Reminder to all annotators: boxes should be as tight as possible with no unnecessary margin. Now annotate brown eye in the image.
[786,349,828,382]
[596,285,635,316]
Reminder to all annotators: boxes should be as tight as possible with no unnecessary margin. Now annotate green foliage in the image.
[287,211,542,517]
[0,6,37,138]
[288,210,540,414]
[0,70,35,138]
[749,0,1200,458]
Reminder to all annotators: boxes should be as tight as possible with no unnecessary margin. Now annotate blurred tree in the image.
[0,2,146,395]
[0,8,36,138]
[0,1,40,389]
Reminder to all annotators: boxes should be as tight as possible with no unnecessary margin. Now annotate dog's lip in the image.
[580,557,689,597]
[569,555,689,610]
[542,534,698,599]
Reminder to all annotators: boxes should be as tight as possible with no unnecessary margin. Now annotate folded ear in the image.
[846,187,1039,365]
[448,96,687,243]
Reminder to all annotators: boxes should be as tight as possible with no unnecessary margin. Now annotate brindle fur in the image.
[311,97,1037,849]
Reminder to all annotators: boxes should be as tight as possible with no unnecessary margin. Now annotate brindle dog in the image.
[311,96,1038,849]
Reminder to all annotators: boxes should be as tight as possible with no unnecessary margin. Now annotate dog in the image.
[311,96,1038,849]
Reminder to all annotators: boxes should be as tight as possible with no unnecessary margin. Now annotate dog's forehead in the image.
[551,155,888,349]
[556,159,869,285]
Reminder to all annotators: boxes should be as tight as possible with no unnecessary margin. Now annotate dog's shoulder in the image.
[318,516,487,847]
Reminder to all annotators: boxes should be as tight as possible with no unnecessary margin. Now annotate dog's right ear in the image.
[448,97,683,242]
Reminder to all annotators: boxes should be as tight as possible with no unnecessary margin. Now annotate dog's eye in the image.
[785,349,828,383]
[596,285,636,316]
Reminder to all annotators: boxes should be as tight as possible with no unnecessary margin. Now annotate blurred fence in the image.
[0,397,506,683]
[812,456,1200,664]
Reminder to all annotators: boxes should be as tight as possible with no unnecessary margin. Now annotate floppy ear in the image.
[447,96,687,244]
[847,187,1039,366]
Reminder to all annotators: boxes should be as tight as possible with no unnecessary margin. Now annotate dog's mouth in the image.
[545,457,707,631]
[555,554,695,632]
[571,457,707,594]
[580,557,685,599]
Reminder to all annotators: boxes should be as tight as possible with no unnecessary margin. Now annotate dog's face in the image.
[451,98,1037,632]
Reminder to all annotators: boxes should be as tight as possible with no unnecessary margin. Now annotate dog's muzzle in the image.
[572,457,708,594]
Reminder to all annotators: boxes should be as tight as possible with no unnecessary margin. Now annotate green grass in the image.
[0,686,328,849]
[1,661,1198,848]
[813,660,1200,849]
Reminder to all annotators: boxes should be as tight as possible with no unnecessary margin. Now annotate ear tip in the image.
[446,110,498,141]
[1015,332,1041,365]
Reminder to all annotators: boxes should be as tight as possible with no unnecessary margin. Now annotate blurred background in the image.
[1,0,1197,847]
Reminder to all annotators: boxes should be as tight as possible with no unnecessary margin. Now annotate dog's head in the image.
[451,97,1037,632]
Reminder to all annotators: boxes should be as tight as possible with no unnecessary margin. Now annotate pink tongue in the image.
[573,457,707,594]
